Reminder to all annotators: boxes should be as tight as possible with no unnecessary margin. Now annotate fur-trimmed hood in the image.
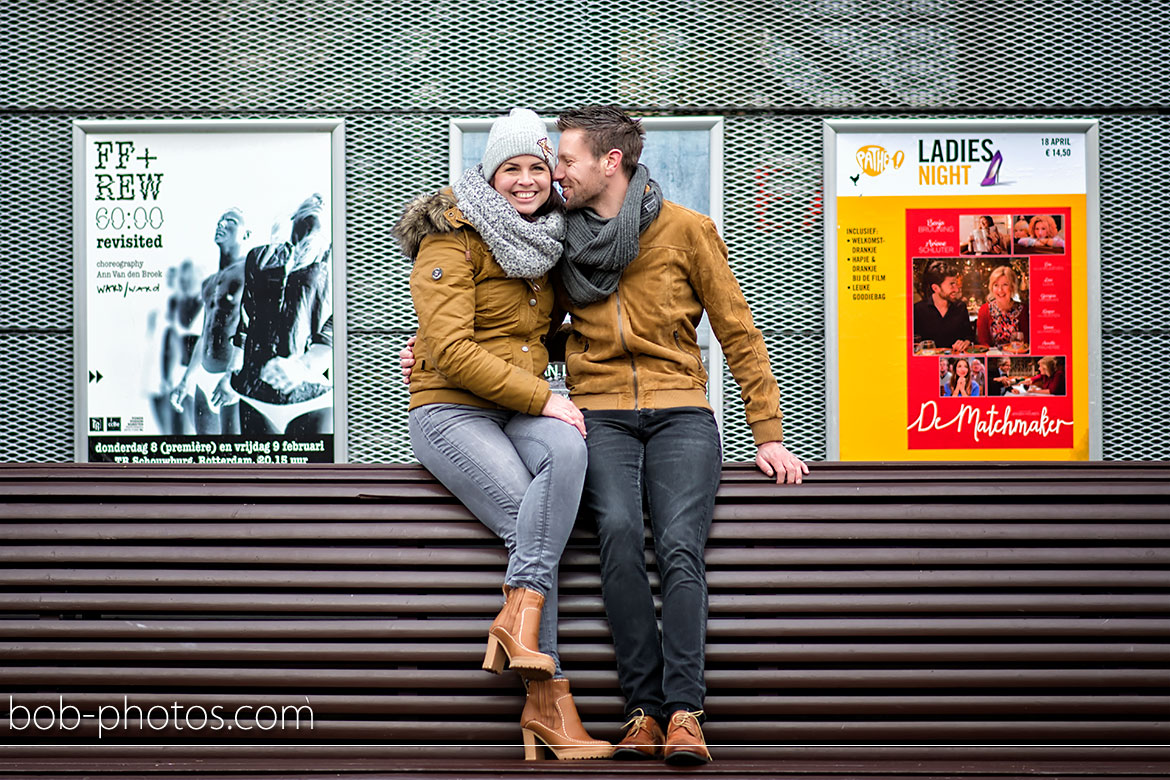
[392,187,466,260]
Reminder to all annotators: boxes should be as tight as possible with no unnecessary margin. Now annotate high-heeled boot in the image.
[482,585,555,679]
[520,678,613,760]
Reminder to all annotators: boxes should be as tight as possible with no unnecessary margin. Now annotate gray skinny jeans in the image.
[408,403,587,676]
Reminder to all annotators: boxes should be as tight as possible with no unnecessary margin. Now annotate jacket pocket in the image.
[564,335,589,391]
[674,330,705,374]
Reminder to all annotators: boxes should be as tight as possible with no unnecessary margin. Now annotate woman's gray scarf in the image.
[560,164,663,307]
[451,165,564,279]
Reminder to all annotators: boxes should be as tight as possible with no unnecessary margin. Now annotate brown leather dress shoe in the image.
[612,708,664,760]
[663,709,712,766]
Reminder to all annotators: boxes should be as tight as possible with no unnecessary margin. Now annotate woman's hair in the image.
[949,358,971,393]
[1029,214,1060,239]
[987,265,1018,298]
[1038,355,1059,375]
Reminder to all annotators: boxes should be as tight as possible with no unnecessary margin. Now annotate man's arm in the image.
[687,216,807,483]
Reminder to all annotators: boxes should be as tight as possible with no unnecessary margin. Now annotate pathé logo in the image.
[855,145,906,177]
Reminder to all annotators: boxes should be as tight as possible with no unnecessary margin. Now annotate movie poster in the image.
[825,120,1100,460]
[73,120,347,463]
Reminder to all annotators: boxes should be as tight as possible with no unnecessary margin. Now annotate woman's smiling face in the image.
[491,155,551,216]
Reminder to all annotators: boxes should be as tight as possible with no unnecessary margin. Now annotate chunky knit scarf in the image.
[560,164,663,307]
[451,165,564,279]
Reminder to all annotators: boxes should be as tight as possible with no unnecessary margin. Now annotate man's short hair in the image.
[556,105,644,178]
[921,259,958,297]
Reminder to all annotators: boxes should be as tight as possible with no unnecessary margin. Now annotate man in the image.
[552,106,806,765]
[170,208,249,434]
[912,259,973,352]
[401,107,807,763]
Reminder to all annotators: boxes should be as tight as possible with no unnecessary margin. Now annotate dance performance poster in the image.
[73,119,347,463]
[824,120,1100,460]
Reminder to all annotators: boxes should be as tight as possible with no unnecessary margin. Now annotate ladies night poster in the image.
[824,120,1100,460]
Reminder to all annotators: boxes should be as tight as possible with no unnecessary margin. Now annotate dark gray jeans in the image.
[409,403,588,675]
[580,407,722,724]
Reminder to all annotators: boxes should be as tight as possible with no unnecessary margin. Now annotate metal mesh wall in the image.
[2,0,1165,463]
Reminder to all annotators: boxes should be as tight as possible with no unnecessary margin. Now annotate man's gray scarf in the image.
[451,165,564,279]
[561,164,663,308]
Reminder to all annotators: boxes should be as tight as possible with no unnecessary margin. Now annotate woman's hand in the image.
[541,393,587,438]
[210,374,238,410]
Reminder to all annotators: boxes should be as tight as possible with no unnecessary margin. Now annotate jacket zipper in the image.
[615,289,639,407]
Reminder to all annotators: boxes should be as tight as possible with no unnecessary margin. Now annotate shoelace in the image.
[621,709,653,734]
[670,709,705,735]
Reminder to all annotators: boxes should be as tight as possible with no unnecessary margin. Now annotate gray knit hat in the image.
[480,108,556,181]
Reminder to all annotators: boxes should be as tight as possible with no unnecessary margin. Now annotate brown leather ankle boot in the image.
[482,586,555,679]
[520,678,613,760]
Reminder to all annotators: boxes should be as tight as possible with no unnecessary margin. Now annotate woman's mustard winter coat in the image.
[394,188,554,416]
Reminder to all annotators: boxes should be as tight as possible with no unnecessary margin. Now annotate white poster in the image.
[74,120,347,463]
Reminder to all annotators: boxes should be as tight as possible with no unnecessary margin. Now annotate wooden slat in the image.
[3,754,1170,779]
[4,616,1168,639]
[4,640,1170,663]
[5,505,1170,525]
[1,716,1168,744]
[6,692,1170,718]
[2,567,1166,589]
[3,591,1167,613]
[5,544,1168,566]
[4,666,1165,688]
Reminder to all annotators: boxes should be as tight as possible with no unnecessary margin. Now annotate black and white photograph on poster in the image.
[74,120,347,464]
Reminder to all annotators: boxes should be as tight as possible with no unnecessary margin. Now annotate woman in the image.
[1023,356,1066,395]
[1017,214,1065,251]
[965,215,1006,254]
[976,265,1030,347]
[943,357,980,397]
[392,108,611,761]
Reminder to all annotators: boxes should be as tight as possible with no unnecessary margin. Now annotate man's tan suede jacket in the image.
[561,200,785,445]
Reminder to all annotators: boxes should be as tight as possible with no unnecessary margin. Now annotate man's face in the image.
[553,128,607,211]
[215,211,245,248]
[932,275,962,303]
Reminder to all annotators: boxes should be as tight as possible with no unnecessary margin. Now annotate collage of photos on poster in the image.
[912,213,1066,399]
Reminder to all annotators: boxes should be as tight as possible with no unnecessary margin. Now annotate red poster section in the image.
[905,207,1074,449]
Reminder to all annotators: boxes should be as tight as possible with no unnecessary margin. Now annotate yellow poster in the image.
[826,121,1098,460]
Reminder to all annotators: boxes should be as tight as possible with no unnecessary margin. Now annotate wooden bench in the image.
[1,461,1169,778]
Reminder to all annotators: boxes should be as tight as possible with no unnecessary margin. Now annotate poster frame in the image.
[823,118,1101,460]
[72,118,348,463]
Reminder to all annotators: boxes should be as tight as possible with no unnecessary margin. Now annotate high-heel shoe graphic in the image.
[981,150,1003,186]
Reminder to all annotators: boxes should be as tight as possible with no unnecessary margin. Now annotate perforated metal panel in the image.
[2,0,1165,463]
